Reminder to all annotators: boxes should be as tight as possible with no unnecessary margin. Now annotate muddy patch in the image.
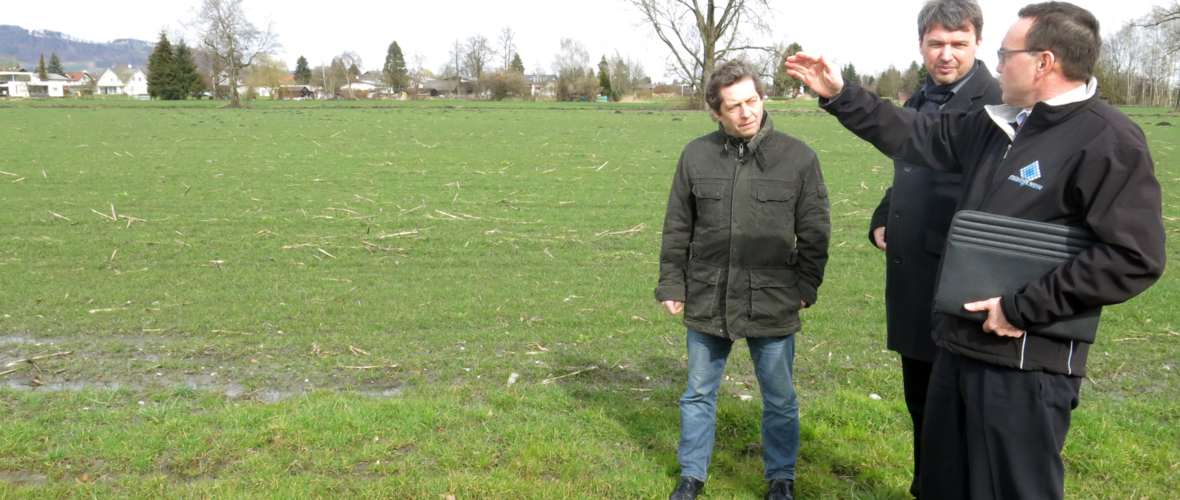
[0,470,49,486]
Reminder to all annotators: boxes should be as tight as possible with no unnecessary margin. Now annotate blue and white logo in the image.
[1008,161,1044,190]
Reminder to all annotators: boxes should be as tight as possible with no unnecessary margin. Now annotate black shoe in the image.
[669,476,704,500]
[766,478,794,500]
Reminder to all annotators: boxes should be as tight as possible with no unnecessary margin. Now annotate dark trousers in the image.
[900,356,933,499]
[921,349,1081,500]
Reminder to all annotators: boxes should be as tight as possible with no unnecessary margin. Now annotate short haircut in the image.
[705,60,764,113]
[917,0,984,41]
[1018,2,1101,82]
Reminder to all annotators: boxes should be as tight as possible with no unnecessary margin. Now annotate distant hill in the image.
[0,25,153,71]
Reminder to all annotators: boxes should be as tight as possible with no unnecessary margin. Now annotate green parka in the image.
[655,114,830,339]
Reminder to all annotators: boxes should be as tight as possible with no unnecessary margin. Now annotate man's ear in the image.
[1037,51,1056,77]
[710,109,720,122]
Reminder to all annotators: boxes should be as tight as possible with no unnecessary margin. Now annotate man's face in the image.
[920,21,981,86]
[997,17,1040,108]
[712,78,763,140]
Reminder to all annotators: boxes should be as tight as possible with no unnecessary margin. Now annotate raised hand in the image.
[784,52,845,100]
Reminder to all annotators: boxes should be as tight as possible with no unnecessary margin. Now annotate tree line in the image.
[138,0,779,106]
[1096,2,1180,108]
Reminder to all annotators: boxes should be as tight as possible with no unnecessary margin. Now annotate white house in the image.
[95,68,125,95]
[0,71,67,98]
[95,66,148,97]
[123,69,147,96]
[0,71,35,98]
[526,74,557,97]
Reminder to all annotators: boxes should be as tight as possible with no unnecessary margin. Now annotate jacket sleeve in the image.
[822,82,976,175]
[868,187,891,245]
[655,152,694,302]
[1001,145,1167,330]
[793,152,831,307]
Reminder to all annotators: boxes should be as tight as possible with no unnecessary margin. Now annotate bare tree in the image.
[465,34,496,83]
[312,58,347,98]
[243,54,287,99]
[191,0,279,107]
[444,39,465,95]
[1137,3,1180,108]
[499,27,517,70]
[627,0,772,108]
[191,44,227,99]
[553,38,598,101]
[336,51,363,99]
[608,51,648,99]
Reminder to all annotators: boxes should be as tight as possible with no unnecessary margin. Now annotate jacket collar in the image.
[984,77,1099,140]
[906,60,997,112]
[719,113,774,170]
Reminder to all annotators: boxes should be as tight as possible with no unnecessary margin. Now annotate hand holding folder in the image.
[933,210,1101,343]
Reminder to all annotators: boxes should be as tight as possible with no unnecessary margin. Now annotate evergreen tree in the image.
[901,60,923,95]
[348,64,360,79]
[772,42,804,97]
[47,52,65,76]
[382,42,408,92]
[147,33,182,100]
[597,55,612,100]
[294,56,312,85]
[36,54,48,80]
[841,63,859,85]
[174,40,206,99]
[509,53,525,74]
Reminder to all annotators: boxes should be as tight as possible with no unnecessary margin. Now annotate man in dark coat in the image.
[656,60,830,500]
[866,1,1001,497]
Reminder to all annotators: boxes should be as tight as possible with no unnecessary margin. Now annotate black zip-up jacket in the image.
[823,81,1166,376]
[656,114,831,339]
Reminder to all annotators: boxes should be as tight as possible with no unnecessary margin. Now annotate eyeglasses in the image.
[996,48,1044,65]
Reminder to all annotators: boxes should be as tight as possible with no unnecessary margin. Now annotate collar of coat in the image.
[985,77,1098,140]
[717,113,774,170]
[905,60,998,112]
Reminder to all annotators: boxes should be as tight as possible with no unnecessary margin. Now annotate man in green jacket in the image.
[656,60,831,500]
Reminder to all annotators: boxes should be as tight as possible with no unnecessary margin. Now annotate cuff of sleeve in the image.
[1001,293,1027,330]
[819,82,857,108]
[867,220,886,246]
[655,286,686,303]
[797,281,818,308]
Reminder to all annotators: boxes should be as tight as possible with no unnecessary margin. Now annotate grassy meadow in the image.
[0,97,1177,498]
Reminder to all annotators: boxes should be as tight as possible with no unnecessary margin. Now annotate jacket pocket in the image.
[692,181,727,228]
[749,267,801,328]
[751,180,796,230]
[925,229,948,256]
[684,259,723,323]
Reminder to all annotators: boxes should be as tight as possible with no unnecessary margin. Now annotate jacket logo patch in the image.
[1008,161,1044,190]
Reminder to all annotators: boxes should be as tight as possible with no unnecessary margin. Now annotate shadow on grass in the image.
[549,348,912,499]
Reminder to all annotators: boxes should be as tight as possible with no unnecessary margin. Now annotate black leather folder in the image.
[933,210,1101,343]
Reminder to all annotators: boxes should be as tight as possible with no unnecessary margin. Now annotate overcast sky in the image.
[3,0,1165,81]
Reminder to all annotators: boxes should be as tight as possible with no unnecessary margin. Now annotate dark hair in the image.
[705,60,764,113]
[918,0,984,41]
[1018,2,1101,81]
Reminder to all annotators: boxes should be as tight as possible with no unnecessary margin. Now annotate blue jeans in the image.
[677,329,799,482]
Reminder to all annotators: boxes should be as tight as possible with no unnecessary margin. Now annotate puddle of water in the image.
[0,336,48,345]
[3,374,404,402]
[5,379,131,391]
[0,470,48,486]
[360,388,402,397]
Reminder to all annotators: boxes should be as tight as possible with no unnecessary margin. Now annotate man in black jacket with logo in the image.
[867,2,1001,497]
[787,2,1165,499]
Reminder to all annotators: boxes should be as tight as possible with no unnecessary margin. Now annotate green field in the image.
[1,98,1177,498]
